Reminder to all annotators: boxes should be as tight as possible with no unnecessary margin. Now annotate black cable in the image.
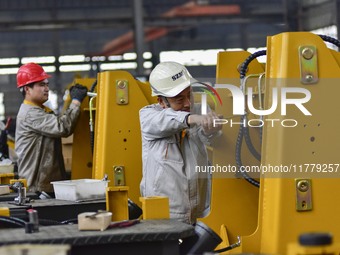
[239,50,266,161]
[235,116,260,188]
[89,80,97,93]
[239,50,267,79]
[214,245,234,253]
[235,35,340,187]
[318,34,340,49]
[61,218,78,225]
[0,216,26,228]
[235,50,267,188]
[243,115,261,162]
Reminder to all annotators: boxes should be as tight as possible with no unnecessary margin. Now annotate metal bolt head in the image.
[117,80,126,89]
[120,98,126,104]
[302,48,314,60]
[297,180,309,192]
[305,74,314,82]
[114,166,123,173]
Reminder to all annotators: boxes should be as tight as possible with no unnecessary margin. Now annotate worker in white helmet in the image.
[139,61,222,224]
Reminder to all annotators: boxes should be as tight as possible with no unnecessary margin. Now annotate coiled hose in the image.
[236,50,267,188]
[235,35,340,188]
[318,34,340,49]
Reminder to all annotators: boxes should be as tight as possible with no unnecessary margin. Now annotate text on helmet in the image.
[171,70,184,81]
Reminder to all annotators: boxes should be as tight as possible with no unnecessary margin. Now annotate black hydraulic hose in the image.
[0,216,26,228]
[89,79,97,93]
[0,218,24,228]
[318,34,340,49]
[239,50,266,162]
[236,36,340,187]
[239,50,267,79]
[235,115,260,188]
[235,50,267,187]
[243,115,261,162]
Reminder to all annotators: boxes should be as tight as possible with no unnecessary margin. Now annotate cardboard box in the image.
[78,211,112,231]
[62,135,73,171]
[0,244,70,255]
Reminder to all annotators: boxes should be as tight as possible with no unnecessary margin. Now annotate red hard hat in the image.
[16,63,51,88]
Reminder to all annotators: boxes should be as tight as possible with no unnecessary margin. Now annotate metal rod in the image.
[133,0,145,75]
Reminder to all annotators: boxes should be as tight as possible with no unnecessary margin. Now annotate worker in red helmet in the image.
[15,62,88,195]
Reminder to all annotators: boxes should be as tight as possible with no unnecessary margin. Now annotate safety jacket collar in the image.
[23,100,53,113]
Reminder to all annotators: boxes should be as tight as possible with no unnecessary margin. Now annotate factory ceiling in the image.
[0,0,338,118]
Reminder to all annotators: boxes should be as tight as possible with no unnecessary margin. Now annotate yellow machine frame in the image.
[71,72,156,207]
[205,32,340,254]
[70,32,340,254]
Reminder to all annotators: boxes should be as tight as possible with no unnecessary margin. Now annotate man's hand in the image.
[188,112,223,135]
[70,84,88,103]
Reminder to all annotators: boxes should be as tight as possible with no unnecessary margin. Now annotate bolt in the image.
[120,98,126,104]
[305,74,314,83]
[302,47,314,60]
[297,180,309,192]
[117,80,126,89]
[114,166,123,173]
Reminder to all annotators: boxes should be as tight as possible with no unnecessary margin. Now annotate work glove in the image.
[70,84,88,103]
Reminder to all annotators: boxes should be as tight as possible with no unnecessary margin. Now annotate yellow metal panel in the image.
[106,186,129,221]
[93,71,152,207]
[252,32,340,254]
[0,173,14,184]
[201,51,264,246]
[0,207,10,216]
[70,78,97,180]
[139,196,170,220]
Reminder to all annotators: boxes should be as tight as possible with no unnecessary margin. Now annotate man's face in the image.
[25,79,49,106]
[159,87,192,112]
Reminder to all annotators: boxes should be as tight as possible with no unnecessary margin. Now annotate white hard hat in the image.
[149,61,198,97]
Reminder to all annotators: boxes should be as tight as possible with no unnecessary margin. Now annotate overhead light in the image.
[22,56,55,64]
[14,24,67,30]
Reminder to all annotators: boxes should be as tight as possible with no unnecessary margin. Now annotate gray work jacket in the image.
[15,101,80,193]
[140,104,216,224]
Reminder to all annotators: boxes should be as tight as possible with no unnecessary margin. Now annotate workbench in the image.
[0,219,195,255]
[0,198,106,222]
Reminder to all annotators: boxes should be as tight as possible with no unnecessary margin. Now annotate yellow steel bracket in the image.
[113,165,125,186]
[106,186,129,221]
[116,80,129,105]
[295,179,312,211]
[139,196,170,220]
[299,45,318,84]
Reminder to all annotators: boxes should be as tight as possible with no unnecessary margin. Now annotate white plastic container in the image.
[51,179,108,201]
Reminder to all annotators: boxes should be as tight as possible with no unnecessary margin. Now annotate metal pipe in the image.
[133,0,145,75]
